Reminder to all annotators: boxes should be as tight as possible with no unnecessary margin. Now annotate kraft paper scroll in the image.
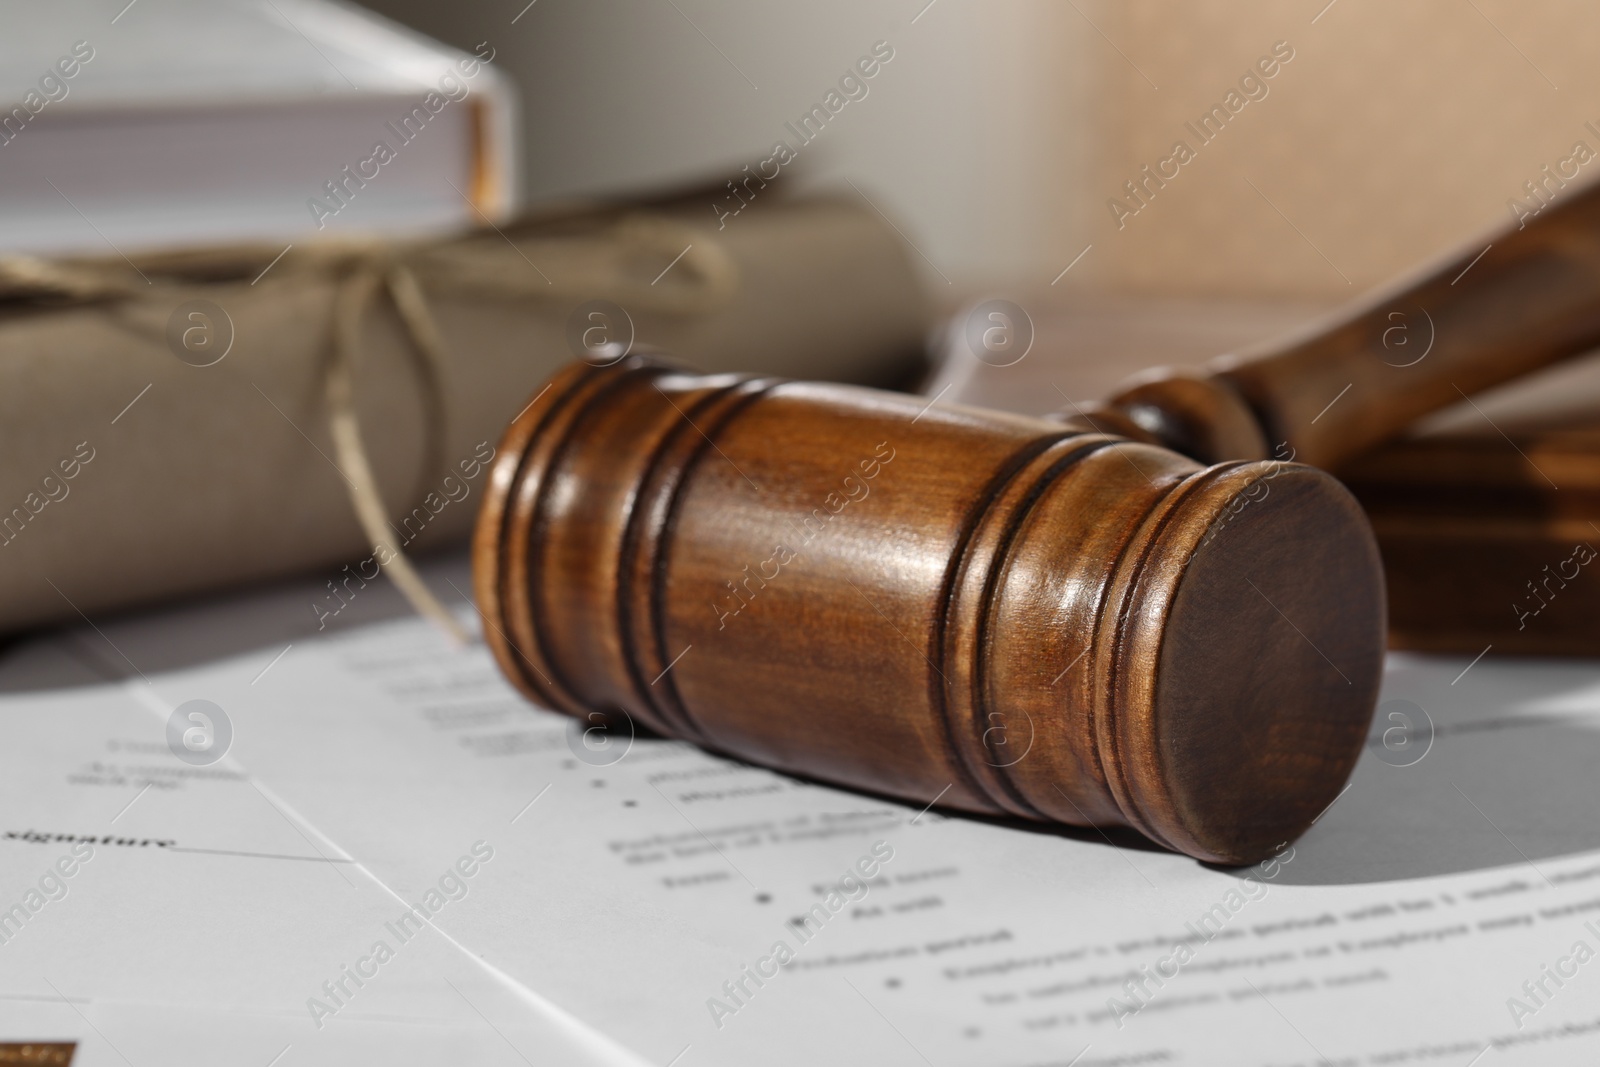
[0,192,929,635]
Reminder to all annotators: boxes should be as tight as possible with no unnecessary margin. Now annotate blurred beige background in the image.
[359,0,1596,299]
[356,0,1090,293]
[1098,0,1594,296]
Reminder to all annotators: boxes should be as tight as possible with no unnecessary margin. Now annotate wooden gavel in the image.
[473,179,1600,864]
[1076,182,1600,468]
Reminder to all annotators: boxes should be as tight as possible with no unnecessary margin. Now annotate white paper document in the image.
[4,555,1600,1065]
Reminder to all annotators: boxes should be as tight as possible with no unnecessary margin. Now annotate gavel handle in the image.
[1078,177,1600,469]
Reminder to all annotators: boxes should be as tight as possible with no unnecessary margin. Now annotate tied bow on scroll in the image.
[0,193,929,637]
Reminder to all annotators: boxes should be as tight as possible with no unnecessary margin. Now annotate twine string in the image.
[328,265,471,644]
[0,214,740,642]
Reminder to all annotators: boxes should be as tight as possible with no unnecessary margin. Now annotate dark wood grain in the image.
[475,355,1386,864]
[1076,178,1600,469]
[1339,420,1600,655]
[937,286,1600,657]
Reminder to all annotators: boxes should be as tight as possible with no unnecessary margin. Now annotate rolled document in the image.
[0,192,929,633]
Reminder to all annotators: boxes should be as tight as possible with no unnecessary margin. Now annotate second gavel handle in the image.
[1101,177,1600,469]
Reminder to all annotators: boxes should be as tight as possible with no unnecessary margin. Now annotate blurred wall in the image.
[1094,0,1600,296]
[352,0,1091,297]
[358,0,1600,301]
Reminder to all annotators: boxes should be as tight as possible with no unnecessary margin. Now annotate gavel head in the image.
[474,355,1385,865]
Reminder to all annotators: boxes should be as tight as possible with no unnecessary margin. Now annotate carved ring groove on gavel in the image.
[474,179,1600,865]
[473,356,1385,865]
